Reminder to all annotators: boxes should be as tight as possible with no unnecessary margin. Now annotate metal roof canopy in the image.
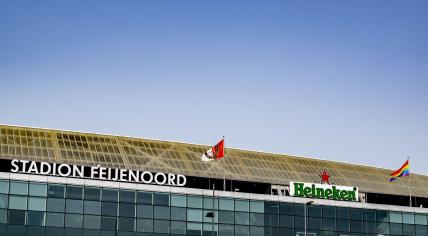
[0,125,427,197]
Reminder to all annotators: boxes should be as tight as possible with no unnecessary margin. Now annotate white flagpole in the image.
[408,157,412,207]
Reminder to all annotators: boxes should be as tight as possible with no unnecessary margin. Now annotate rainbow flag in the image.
[389,160,410,182]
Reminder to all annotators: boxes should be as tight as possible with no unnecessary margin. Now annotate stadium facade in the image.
[0,125,427,236]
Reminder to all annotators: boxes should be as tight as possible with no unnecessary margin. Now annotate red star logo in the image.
[319,170,330,184]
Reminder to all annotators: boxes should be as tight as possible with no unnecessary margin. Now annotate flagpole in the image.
[222,136,226,191]
[408,156,412,207]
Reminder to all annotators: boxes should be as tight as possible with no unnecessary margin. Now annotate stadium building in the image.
[0,124,427,236]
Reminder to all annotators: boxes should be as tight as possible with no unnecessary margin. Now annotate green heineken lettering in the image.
[291,182,358,202]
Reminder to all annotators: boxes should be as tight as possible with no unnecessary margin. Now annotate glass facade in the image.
[0,179,427,236]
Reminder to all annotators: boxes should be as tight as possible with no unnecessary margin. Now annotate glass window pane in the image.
[102,202,118,216]
[390,223,402,235]
[279,202,293,215]
[187,222,202,235]
[280,215,293,228]
[403,213,415,224]
[0,180,8,194]
[188,196,203,208]
[250,213,264,226]
[8,210,26,224]
[337,207,349,219]
[364,210,376,221]
[308,205,322,217]
[84,215,101,229]
[84,188,101,201]
[29,183,47,196]
[171,207,186,221]
[171,194,186,207]
[188,208,203,222]
[7,225,26,235]
[390,212,402,223]
[66,186,83,199]
[153,193,169,206]
[9,196,27,210]
[47,198,65,212]
[120,190,135,203]
[235,212,249,225]
[154,219,170,233]
[101,216,117,231]
[65,214,83,228]
[235,200,249,212]
[102,189,118,202]
[119,203,135,217]
[10,182,28,195]
[66,199,83,214]
[0,209,6,224]
[136,205,153,219]
[415,214,427,225]
[349,208,363,220]
[84,201,101,215]
[376,210,389,222]
[28,197,46,211]
[137,219,153,232]
[154,206,170,220]
[350,220,363,233]
[250,201,264,213]
[0,194,8,208]
[203,197,218,210]
[337,219,349,232]
[403,224,415,235]
[249,226,264,236]
[137,192,152,205]
[323,218,335,231]
[265,201,279,214]
[323,206,336,218]
[48,185,65,198]
[118,217,135,231]
[219,211,234,224]
[46,212,64,227]
[219,198,234,211]
[171,221,186,234]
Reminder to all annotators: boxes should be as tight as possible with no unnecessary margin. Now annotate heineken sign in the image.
[290,182,359,202]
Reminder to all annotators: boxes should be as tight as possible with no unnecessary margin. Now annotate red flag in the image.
[201,139,224,162]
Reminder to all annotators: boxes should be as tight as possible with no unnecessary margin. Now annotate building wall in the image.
[0,174,427,236]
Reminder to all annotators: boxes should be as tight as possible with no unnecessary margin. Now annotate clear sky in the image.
[1,1,427,175]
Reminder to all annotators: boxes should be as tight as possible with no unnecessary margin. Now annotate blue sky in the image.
[1,1,427,175]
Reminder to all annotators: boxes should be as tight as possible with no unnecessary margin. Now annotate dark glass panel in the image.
[279,203,293,215]
[336,219,350,232]
[84,188,101,201]
[64,228,83,236]
[322,206,336,218]
[218,224,233,236]
[119,203,135,217]
[376,222,390,235]
[47,198,65,212]
[365,221,377,233]
[350,208,363,220]
[101,216,117,231]
[308,205,322,217]
[154,219,170,233]
[218,211,234,224]
[8,210,26,225]
[48,185,65,198]
[264,214,279,227]
[279,228,293,236]
[119,217,135,231]
[153,206,170,220]
[0,194,7,208]
[0,209,6,224]
[390,223,402,235]
[376,210,389,222]
[364,210,376,221]
[137,218,153,232]
[294,204,304,216]
[27,211,45,226]
[45,226,64,236]
[308,217,322,230]
[171,221,186,234]
[7,225,26,236]
[264,201,279,214]
[137,192,152,205]
[153,193,169,206]
[65,214,83,228]
[279,215,293,228]
[83,215,101,229]
[249,213,264,226]
[171,207,186,221]
[235,212,249,225]
[415,225,427,236]
[27,226,45,236]
[83,229,100,236]
[84,201,101,215]
[66,199,83,214]
[323,218,335,231]
[403,224,415,236]
[294,216,304,229]
[102,202,118,216]
[46,212,64,227]
[102,189,118,202]
[120,191,136,203]
[336,207,349,219]
[137,205,153,219]
[66,186,83,199]
[350,220,363,233]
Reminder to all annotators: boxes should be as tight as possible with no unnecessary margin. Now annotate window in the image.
[350,208,363,220]
[84,201,101,215]
[188,208,203,222]
[171,207,186,221]
[219,198,234,211]
[249,226,264,236]
[350,220,363,233]
[250,213,265,226]
[279,202,293,215]
[0,180,8,194]
[154,219,170,233]
[403,213,415,224]
[136,205,152,219]
[171,221,186,234]
[218,211,233,224]
[46,212,64,227]
[235,225,249,236]
[415,214,427,225]
[264,201,279,214]
[120,190,135,203]
[48,185,65,198]
[0,194,7,208]
[10,182,28,195]
[0,209,6,223]
[280,215,293,228]
[187,196,203,208]
[84,188,101,201]
[29,183,47,196]
[119,203,135,217]
[376,210,389,222]
[84,215,101,229]
[8,210,26,224]
[336,219,349,232]
[137,218,153,232]
[153,193,169,206]
[102,202,118,216]
[390,212,402,223]
[118,217,135,231]
[66,199,83,214]
[308,205,321,217]
[65,214,83,228]
[390,223,402,235]
[219,224,233,236]
[337,207,349,219]
[250,201,264,213]
[28,197,46,211]
[137,192,152,205]
[235,212,249,225]
[323,218,335,231]
[66,186,83,199]
[323,206,336,218]
[47,198,65,212]
[235,199,249,212]
[102,189,118,202]
[9,196,27,210]
[171,194,186,207]
[101,216,116,230]
[154,206,170,220]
